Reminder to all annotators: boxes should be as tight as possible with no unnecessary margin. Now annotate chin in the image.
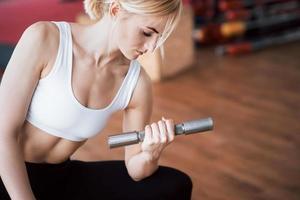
[132,54,140,60]
[126,51,140,60]
[120,49,136,60]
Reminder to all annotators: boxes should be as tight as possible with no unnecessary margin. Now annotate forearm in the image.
[0,136,36,200]
[126,151,159,181]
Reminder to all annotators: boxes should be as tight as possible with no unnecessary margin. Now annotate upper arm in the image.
[122,67,153,164]
[0,21,54,137]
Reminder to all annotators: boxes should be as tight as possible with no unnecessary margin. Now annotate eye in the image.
[143,31,152,37]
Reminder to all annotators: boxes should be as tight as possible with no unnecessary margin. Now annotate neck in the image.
[72,15,128,67]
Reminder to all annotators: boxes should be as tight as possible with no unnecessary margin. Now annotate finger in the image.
[165,119,175,143]
[151,123,160,144]
[144,125,152,144]
[158,120,167,144]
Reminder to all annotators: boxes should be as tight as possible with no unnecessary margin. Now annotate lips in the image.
[136,50,143,55]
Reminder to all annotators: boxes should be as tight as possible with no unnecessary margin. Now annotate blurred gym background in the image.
[0,0,299,200]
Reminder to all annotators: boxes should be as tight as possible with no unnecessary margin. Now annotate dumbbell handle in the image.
[108,117,213,149]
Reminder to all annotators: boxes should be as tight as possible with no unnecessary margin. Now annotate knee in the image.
[158,166,193,194]
[126,166,193,200]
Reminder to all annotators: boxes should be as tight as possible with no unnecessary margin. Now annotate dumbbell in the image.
[108,117,213,148]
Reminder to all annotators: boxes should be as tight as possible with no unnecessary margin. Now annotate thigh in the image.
[25,160,71,200]
[66,160,193,200]
[0,160,71,200]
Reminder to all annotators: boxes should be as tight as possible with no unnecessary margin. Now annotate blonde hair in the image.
[83,0,182,49]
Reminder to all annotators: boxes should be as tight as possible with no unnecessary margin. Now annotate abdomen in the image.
[19,121,86,163]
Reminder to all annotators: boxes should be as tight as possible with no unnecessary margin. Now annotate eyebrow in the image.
[146,26,159,34]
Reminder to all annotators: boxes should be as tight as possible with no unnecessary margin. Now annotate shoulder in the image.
[3,21,62,78]
[127,64,153,109]
[21,21,60,55]
[21,21,59,45]
[18,21,60,67]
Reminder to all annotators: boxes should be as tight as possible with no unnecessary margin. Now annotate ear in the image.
[109,1,121,17]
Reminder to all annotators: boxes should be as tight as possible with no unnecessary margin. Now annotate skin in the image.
[0,2,177,200]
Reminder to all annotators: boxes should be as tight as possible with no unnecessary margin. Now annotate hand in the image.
[141,117,175,161]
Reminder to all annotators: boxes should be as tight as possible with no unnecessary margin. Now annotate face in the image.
[114,12,169,60]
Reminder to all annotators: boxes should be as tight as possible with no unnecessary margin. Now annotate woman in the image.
[0,0,192,199]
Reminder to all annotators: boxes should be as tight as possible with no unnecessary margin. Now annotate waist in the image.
[21,121,86,164]
[25,158,71,166]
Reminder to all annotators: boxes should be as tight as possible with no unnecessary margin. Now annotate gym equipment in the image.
[108,117,213,148]
[215,27,300,55]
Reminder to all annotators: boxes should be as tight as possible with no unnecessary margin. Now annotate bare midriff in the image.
[18,121,86,164]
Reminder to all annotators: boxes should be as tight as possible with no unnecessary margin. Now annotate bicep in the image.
[123,69,153,163]
[0,22,49,136]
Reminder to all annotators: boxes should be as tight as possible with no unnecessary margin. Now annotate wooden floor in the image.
[72,42,300,200]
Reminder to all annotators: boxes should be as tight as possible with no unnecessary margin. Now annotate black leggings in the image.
[0,159,192,200]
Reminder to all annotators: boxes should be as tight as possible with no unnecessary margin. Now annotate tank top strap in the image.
[116,60,141,110]
[40,21,71,82]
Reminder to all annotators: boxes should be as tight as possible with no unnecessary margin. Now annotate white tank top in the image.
[26,21,141,141]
